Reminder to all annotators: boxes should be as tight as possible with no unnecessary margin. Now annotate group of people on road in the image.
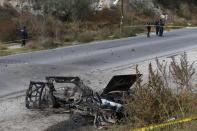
[146,19,165,38]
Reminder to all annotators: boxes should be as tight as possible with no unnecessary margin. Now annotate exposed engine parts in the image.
[25,75,138,128]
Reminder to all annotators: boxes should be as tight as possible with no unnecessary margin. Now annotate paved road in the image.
[0,28,197,97]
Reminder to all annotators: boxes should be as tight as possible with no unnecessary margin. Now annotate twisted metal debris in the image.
[25,75,138,128]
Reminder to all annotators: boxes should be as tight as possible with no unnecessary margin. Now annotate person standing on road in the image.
[20,26,28,46]
[158,19,165,36]
[155,20,159,36]
[146,22,151,38]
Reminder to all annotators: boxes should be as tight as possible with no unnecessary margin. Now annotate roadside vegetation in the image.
[0,0,197,56]
[155,0,197,20]
[108,53,197,131]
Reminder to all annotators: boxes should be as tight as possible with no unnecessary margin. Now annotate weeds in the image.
[170,53,195,93]
[96,28,112,40]
[124,53,197,129]
[78,31,96,43]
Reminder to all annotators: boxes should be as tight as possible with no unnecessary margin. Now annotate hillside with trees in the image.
[0,0,196,55]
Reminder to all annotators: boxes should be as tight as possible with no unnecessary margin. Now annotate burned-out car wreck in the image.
[25,75,138,128]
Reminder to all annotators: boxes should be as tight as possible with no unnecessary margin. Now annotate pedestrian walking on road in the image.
[146,22,151,38]
[20,26,28,46]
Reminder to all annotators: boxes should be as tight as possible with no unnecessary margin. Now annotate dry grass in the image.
[0,5,19,42]
[121,53,197,130]
[95,28,112,40]
[163,120,197,131]
[0,19,18,42]
[77,31,97,43]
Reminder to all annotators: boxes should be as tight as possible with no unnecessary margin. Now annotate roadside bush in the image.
[26,41,43,50]
[89,8,120,25]
[78,31,96,43]
[0,5,19,42]
[41,0,93,21]
[63,35,75,42]
[124,53,197,128]
[122,28,136,37]
[112,28,137,39]
[44,17,66,41]
[170,54,195,93]
[0,4,18,20]
[0,20,18,42]
[112,29,121,39]
[177,3,191,19]
[125,64,178,126]
[63,22,82,42]
[39,38,60,49]
[96,28,112,40]
[27,38,61,50]
[14,12,66,42]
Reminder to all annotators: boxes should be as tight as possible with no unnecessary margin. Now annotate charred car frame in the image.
[25,75,138,127]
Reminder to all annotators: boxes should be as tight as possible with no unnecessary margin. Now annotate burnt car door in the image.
[100,74,139,104]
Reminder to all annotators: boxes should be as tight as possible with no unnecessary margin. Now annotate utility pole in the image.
[120,0,124,35]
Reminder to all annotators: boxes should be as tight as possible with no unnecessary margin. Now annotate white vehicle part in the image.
[101,99,122,112]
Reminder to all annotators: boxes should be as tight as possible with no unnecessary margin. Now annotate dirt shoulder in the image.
[0,95,70,131]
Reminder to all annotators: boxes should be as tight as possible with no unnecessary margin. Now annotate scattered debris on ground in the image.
[25,75,138,128]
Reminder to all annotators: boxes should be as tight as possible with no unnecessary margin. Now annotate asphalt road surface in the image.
[0,28,197,97]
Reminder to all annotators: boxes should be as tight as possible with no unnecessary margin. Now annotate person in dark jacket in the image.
[155,20,159,36]
[146,22,151,37]
[158,19,165,36]
[20,26,28,46]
